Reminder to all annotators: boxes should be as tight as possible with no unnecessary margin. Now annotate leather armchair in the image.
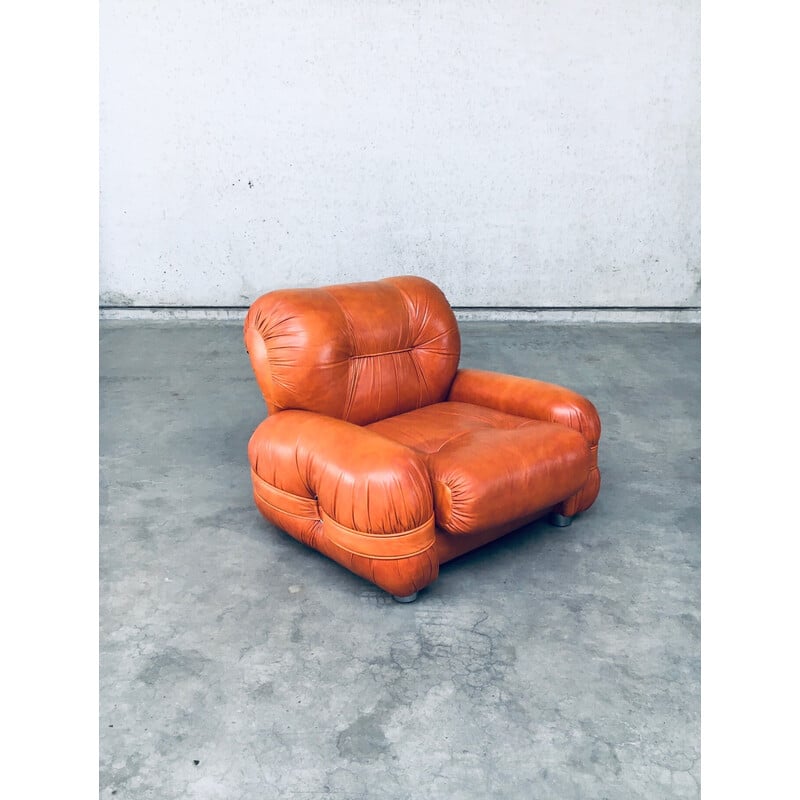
[244,276,601,601]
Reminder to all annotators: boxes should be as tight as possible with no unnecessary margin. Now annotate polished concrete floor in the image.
[100,321,700,799]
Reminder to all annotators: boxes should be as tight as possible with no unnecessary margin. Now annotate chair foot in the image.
[392,592,418,603]
[549,512,573,527]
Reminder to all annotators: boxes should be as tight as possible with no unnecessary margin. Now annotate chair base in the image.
[549,512,573,527]
[392,592,418,603]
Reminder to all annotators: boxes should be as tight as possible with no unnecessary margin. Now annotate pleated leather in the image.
[447,369,602,517]
[448,369,601,446]
[243,276,460,425]
[248,409,438,595]
[368,402,591,535]
[244,276,603,596]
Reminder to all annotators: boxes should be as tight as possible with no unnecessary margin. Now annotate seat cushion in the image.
[366,402,591,535]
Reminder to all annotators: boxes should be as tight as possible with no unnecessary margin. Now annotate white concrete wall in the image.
[100,1,699,308]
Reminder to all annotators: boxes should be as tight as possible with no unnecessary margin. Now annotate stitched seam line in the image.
[253,490,321,521]
[251,470,315,501]
[431,429,476,454]
[255,493,320,521]
[322,511,435,540]
[326,540,435,560]
[348,347,414,359]
[321,510,436,560]
[320,287,358,420]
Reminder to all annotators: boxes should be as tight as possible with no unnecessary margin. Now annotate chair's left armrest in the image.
[448,369,601,446]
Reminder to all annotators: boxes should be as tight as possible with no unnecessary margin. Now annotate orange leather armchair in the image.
[244,276,600,602]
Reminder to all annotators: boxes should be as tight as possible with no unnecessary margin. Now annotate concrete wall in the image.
[100,1,699,309]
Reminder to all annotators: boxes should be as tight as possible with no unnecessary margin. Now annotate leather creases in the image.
[250,470,436,560]
[244,275,603,596]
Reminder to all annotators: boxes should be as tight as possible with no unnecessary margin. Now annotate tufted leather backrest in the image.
[244,276,461,425]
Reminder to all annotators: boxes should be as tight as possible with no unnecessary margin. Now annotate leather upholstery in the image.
[447,369,601,516]
[367,402,591,535]
[248,410,438,596]
[244,276,601,597]
[244,276,460,426]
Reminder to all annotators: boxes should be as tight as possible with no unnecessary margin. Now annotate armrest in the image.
[448,368,601,445]
[248,409,434,537]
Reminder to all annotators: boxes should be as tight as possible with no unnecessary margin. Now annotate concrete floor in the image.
[100,321,700,799]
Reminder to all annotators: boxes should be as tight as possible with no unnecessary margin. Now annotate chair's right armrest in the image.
[248,410,438,595]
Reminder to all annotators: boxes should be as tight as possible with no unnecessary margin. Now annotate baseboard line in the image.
[99,306,700,323]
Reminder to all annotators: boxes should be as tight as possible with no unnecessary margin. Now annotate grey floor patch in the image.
[100,321,700,799]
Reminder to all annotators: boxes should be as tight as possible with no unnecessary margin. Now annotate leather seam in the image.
[321,510,436,560]
[432,480,453,528]
[320,287,358,420]
[254,490,321,521]
[251,469,315,502]
[431,429,476,454]
[326,541,435,561]
[348,347,414,359]
[322,511,435,540]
